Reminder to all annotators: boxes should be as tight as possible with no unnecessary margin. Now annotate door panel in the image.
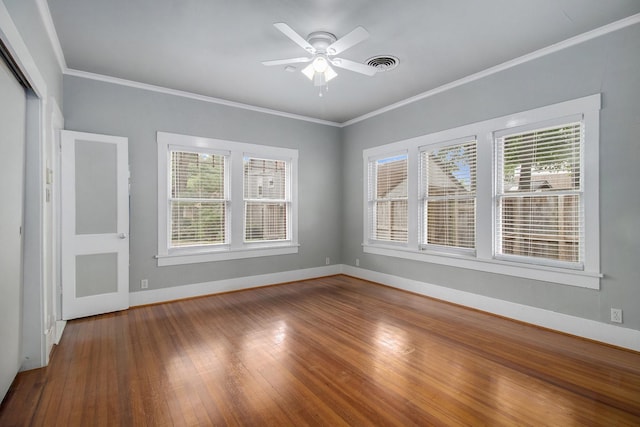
[61,131,129,320]
[75,141,118,234]
[75,253,118,297]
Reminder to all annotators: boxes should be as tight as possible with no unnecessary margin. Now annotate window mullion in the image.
[476,132,494,261]
[406,146,419,248]
[229,151,244,250]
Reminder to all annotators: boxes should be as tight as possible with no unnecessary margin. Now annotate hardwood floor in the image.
[2,275,639,426]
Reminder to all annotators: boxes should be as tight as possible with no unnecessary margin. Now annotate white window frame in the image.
[419,136,477,255]
[367,151,409,246]
[493,116,584,269]
[242,154,292,246]
[157,132,298,266]
[363,94,601,289]
[168,147,231,249]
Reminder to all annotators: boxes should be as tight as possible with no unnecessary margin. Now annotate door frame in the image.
[45,101,64,361]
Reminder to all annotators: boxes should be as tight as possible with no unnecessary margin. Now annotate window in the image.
[363,94,600,288]
[368,154,408,243]
[244,157,289,242]
[420,139,476,252]
[170,150,228,247]
[157,132,298,266]
[495,121,582,267]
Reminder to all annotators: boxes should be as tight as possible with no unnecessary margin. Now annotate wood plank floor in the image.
[2,275,640,426]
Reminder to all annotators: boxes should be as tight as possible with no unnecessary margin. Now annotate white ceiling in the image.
[46,0,640,124]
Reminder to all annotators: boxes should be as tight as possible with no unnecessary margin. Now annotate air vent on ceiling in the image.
[365,55,399,72]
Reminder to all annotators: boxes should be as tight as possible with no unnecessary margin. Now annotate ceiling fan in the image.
[262,23,377,95]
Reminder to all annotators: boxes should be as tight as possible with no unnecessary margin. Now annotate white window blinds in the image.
[420,139,476,250]
[496,122,583,264]
[243,157,289,242]
[170,151,227,247]
[369,154,408,243]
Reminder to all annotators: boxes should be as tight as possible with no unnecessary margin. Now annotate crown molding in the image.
[341,12,640,127]
[64,69,342,127]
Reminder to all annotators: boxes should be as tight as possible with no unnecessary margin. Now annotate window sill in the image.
[157,244,299,266]
[362,244,601,289]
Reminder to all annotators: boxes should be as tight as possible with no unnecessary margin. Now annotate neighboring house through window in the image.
[244,157,290,242]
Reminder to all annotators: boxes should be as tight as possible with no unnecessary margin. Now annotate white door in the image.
[61,130,129,320]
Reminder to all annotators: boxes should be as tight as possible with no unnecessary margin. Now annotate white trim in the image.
[35,0,67,72]
[64,68,341,127]
[156,245,300,266]
[341,266,640,352]
[128,264,640,352]
[55,320,66,345]
[363,244,601,289]
[51,101,64,329]
[130,265,341,306]
[342,13,640,127]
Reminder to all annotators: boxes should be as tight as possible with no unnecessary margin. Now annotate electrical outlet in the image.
[611,308,623,324]
[325,257,330,265]
[141,279,148,289]
[355,258,360,267]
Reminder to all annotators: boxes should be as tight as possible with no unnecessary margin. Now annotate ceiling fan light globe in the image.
[312,56,328,73]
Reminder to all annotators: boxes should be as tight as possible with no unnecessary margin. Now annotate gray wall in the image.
[341,23,640,331]
[63,76,342,292]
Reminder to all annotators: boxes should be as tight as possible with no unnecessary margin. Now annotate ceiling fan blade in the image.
[326,26,369,55]
[273,23,315,53]
[331,58,377,76]
[262,57,312,66]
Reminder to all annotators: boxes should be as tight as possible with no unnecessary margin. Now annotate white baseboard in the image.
[123,264,639,352]
[341,265,640,352]
[55,320,66,345]
[130,265,342,307]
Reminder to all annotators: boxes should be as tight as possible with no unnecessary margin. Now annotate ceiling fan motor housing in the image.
[306,31,337,53]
